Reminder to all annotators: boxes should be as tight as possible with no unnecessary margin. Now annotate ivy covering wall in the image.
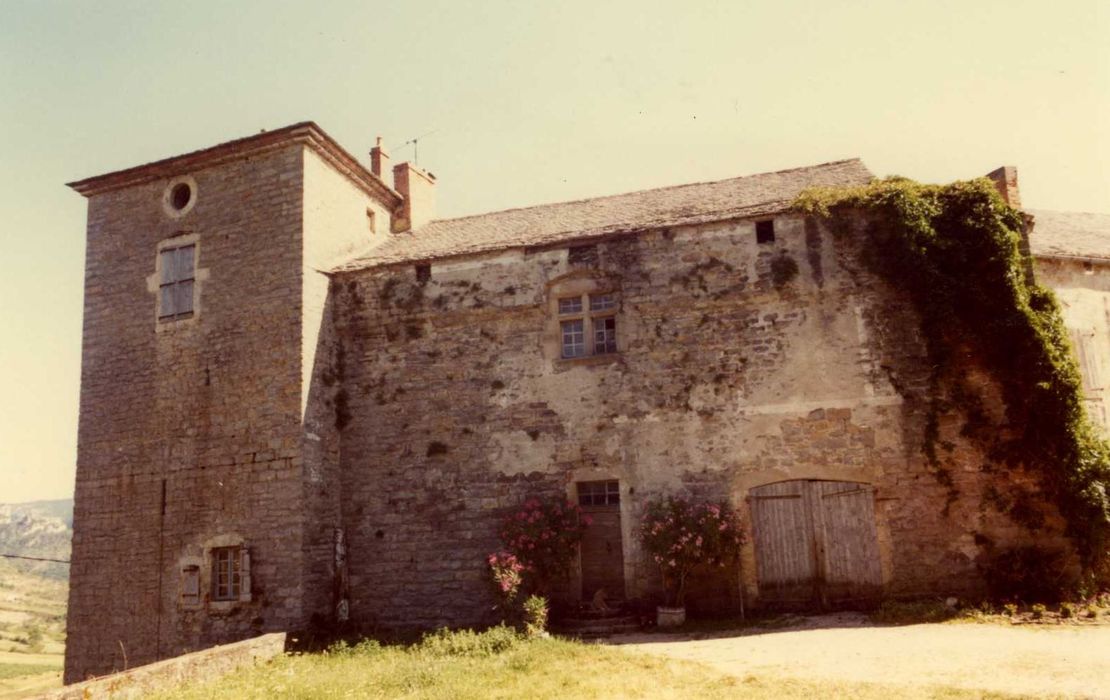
[794,177,1110,572]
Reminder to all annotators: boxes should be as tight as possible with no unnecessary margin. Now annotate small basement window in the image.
[578,480,620,506]
[756,220,775,244]
[159,244,196,321]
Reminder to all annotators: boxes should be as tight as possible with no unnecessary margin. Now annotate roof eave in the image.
[330,200,800,275]
[66,121,402,207]
[1032,252,1110,265]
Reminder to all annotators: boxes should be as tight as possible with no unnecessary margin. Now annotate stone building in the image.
[64,122,1106,681]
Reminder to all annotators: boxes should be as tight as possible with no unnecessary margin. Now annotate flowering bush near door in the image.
[497,497,592,593]
[640,497,745,607]
[487,496,592,630]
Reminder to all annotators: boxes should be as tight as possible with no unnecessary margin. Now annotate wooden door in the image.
[812,481,883,603]
[578,480,625,600]
[748,480,816,604]
[750,480,881,607]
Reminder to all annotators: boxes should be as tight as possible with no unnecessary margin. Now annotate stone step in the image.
[556,614,639,630]
[555,622,642,638]
[552,613,642,637]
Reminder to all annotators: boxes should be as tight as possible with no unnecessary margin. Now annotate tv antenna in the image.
[397,130,438,166]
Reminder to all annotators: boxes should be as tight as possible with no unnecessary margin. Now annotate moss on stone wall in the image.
[795,177,1110,570]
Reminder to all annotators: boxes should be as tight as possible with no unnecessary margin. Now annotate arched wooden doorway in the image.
[749,479,882,607]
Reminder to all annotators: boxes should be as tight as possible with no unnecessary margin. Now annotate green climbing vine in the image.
[794,177,1110,570]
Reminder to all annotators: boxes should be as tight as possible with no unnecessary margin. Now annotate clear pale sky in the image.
[0,1,1106,503]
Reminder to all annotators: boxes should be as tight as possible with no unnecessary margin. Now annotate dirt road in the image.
[613,613,1110,698]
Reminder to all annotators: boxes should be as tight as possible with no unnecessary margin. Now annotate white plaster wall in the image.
[301,147,393,417]
[1035,257,1110,430]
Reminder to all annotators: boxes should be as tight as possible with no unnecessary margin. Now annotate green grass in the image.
[151,627,1023,700]
[0,662,59,681]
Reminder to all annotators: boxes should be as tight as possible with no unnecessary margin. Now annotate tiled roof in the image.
[1028,210,1110,261]
[334,158,873,270]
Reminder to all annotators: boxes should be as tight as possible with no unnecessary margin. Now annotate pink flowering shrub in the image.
[488,551,525,600]
[494,496,591,594]
[639,497,745,607]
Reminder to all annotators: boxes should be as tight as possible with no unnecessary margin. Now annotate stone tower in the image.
[64,123,400,681]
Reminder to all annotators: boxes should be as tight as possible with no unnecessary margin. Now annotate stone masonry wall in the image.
[44,633,285,700]
[68,145,310,682]
[332,213,1070,627]
[299,148,394,628]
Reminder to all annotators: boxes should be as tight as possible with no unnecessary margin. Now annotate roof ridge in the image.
[422,158,867,227]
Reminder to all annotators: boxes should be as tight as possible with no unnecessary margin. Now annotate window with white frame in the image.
[212,546,243,601]
[558,291,618,359]
[159,244,196,321]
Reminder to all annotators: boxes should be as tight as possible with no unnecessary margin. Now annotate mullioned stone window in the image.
[545,271,623,365]
[558,292,618,358]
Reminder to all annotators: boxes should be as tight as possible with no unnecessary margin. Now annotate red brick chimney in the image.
[370,137,390,179]
[391,162,436,233]
[986,166,1021,208]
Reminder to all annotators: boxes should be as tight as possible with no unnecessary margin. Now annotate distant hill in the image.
[0,499,73,581]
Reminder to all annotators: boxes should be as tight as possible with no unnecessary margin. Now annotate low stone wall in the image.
[41,633,285,699]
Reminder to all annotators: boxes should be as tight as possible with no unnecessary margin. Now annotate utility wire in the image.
[1,553,70,564]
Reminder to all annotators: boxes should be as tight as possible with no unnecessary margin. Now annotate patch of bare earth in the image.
[612,612,1110,698]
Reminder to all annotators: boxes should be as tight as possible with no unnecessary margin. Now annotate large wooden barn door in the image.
[812,481,883,603]
[748,481,816,604]
[750,480,881,607]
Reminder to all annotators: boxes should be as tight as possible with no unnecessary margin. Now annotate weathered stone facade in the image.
[65,125,396,682]
[331,214,1067,628]
[66,123,1093,680]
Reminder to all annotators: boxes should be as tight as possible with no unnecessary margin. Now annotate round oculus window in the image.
[170,183,193,211]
